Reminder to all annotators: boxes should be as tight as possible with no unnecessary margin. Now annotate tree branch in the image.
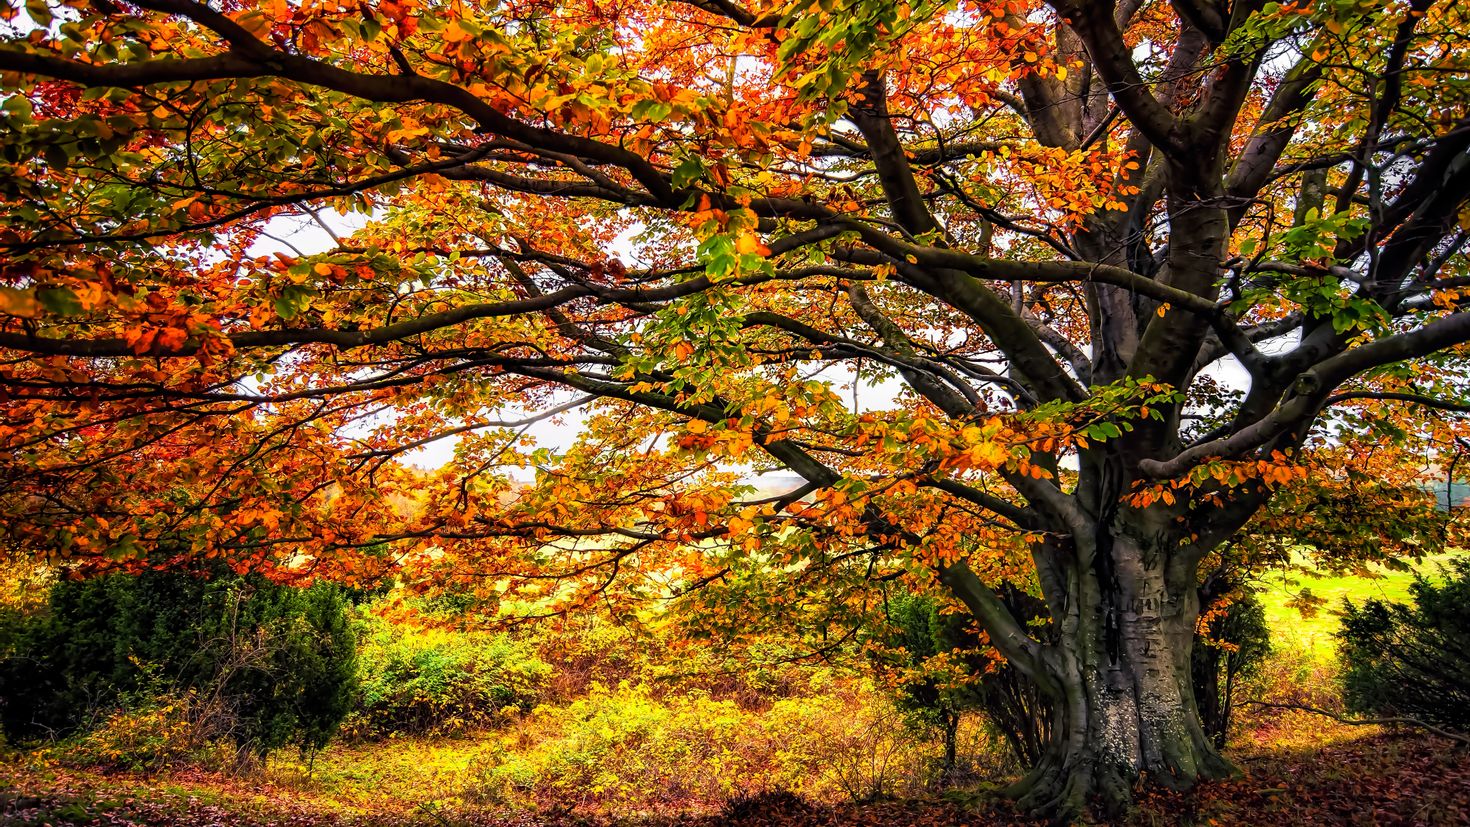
[1241,701,1470,747]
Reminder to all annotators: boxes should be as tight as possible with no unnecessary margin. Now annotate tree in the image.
[2,0,1469,818]
[1190,591,1269,748]
[868,588,1052,779]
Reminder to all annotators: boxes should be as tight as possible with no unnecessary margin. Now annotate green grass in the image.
[1255,552,1459,659]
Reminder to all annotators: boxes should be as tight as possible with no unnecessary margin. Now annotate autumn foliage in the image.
[3,0,1470,818]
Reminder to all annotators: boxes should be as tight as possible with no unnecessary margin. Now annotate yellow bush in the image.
[53,692,237,772]
[472,679,944,814]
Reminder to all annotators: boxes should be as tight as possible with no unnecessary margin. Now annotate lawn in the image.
[1254,552,1459,658]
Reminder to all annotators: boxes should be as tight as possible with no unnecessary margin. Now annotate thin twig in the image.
[1242,701,1470,747]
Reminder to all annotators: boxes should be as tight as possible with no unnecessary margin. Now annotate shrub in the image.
[474,680,938,813]
[867,589,1051,773]
[719,789,813,821]
[763,687,938,802]
[1337,557,1470,732]
[866,592,973,778]
[1192,592,1272,747]
[0,570,357,759]
[50,691,241,772]
[481,682,751,811]
[344,616,550,739]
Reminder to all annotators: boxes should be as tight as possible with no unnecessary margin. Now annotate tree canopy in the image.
[2,0,1469,818]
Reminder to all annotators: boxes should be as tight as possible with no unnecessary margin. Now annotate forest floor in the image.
[2,716,1467,827]
[5,559,1465,826]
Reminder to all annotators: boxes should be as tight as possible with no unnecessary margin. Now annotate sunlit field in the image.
[1257,552,1460,658]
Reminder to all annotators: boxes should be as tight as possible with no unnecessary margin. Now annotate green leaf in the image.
[36,286,83,316]
[671,156,706,190]
[274,284,315,320]
[25,0,51,26]
[2,94,33,121]
[630,99,672,122]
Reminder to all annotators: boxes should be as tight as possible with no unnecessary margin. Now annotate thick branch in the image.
[1052,0,1182,156]
[1141,311,1470,478]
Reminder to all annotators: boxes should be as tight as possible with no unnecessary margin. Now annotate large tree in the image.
[2,0,1469,817]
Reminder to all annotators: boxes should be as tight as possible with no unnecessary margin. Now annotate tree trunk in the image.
[942,710,959,781]
[1192,640,1228,748]
[1004,528,1236,821]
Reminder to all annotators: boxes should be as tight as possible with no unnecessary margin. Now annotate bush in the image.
[344,616,550,739]
[475,680,939,813]
[51,691,238,772]
[1338,557,1470,732]
[867,589,1051,773]
[867,592,972,778]
[763,686,944,802]
[0,570,357,759]
[1192,592,1272,747]
[480,682,752,811]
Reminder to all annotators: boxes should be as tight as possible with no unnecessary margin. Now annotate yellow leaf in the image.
[443,21,469,42]
[0,286,39,318]
[735,232,767,256]
[968,441,1008,466]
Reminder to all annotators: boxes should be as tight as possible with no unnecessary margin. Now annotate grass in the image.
[5,554,1467,825]
[265,736,501,814]
[1254,551,1459,658]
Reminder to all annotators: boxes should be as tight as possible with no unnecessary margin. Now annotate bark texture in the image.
[1000,523,1235,820]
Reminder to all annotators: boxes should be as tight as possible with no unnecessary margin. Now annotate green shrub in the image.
[344,616,550,738]
[1338,556,1470,732]
[1192,592,1272,747]
[0,570,357,759]
[867,589,1051,772]
[866,592,973,777]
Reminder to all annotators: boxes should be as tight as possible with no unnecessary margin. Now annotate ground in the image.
[3,559,1464,826]
[2,719,1467,826]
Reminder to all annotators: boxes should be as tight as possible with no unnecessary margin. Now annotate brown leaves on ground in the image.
[2,730,1466,827]
[1140,730,1470,827]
